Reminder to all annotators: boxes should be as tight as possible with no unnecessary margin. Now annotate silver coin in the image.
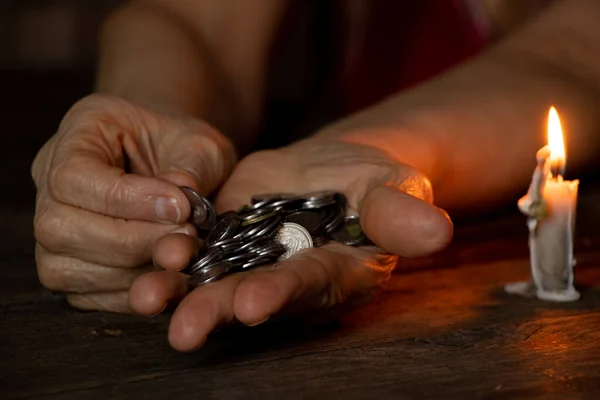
[303,190,337,202]
[190,261,231,285]
[180,186,209,227]
[334,192,348,212]
[285,211,324,236]
[238,206,273,222]
[239,257,272,271]
[253,243,287,259]
[206,211,240,245]
[199,196,218,230]
[322,205,345,233]
[312,235,329,247]
[237,236,269,253]
[275,222,313,260]
[251,193,296,204]
[185,247,222,275]
[269,196,304,208]
[246,198,274,210]
[209,236,240,248]
[249,240,285,255]
[222,252,255,264]
[209,236,242,250]
[252,216,283,238]
[235,216,278,240]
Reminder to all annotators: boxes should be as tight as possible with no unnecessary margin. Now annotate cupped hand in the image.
[132,135,453,352]
[31,94,236,312]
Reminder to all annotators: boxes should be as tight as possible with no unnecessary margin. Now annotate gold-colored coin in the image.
[240,211,277,226]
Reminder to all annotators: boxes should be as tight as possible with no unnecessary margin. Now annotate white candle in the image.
[505,106,580,302]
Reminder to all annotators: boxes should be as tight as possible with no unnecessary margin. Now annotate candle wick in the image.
[550,161,565,178]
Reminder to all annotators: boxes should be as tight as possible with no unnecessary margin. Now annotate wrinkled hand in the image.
[31,94,236,312]
[131,135,453,351]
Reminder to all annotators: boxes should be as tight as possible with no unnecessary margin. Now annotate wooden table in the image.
[2,72,600,399]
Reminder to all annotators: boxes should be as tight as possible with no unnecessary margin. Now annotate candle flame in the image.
[547,106,566,176]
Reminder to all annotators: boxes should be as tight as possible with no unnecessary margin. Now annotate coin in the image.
[222,252,255,264]
[179,186,218,230]
[251,193,296,204]
[300,190,338,209]
[240,210,277,227]
[312,235,329,247]
[235,217,274,240]
[303,190,337,201]
[329,216,367,246]
[176,190,375,285]
[199,196,218,230]
[321,205,345,233]
[275,222,313,260]
[185,246,223,275]
[180,186,208,227]
[285,211,324,236]
[206,211,240,245]
[190,261,231,285]
[239,257,273,271]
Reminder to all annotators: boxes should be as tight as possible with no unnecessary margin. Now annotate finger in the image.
[360,185,453,257]
[48,155,192,224]
[66,290,132,313]
[232,243,396,326]
[168,273,249,352]
[35,244,156,293]
[152,233,203,272]
[34,198,196,268]
[129,271,191,316]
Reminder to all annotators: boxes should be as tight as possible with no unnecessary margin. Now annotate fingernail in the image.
[247,316,270,327]
[155,197,181,223]
[173,226,192,235]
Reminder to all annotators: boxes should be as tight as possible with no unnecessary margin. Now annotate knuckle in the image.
[31,148,46,187]
[35,250,68,292]
[33,207,67,251]
[65,294,92,311]
[103,174,129,215]
[47,161,76,203]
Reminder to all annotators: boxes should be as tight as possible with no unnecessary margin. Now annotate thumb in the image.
[359,183,453,257]
[212,139,452,257]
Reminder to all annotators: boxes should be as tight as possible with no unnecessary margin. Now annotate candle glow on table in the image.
[505,106,580,302]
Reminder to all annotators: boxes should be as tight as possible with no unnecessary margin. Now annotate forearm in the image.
[95,1,258,153]
[322,0,600,214]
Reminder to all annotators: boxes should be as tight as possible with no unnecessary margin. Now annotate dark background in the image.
[1,0,124,208]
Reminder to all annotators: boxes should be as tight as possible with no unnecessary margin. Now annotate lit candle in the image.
[505,106,580,302]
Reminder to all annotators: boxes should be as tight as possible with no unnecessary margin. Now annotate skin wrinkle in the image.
[103,170,126,217]
[136,114,164,175]
[287,245,394,310]
[67,290,132,313]
[35,201,77,256]
[298,140,422,210]
[122,133,154,177]
[112,218,153,266]
[37,245,154,293]
[44,201,159,268]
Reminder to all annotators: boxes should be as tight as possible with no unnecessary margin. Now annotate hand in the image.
[31,94,236,312]
[130,134,453,352]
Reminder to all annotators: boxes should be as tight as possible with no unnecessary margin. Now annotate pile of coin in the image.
[179,187,371,286]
